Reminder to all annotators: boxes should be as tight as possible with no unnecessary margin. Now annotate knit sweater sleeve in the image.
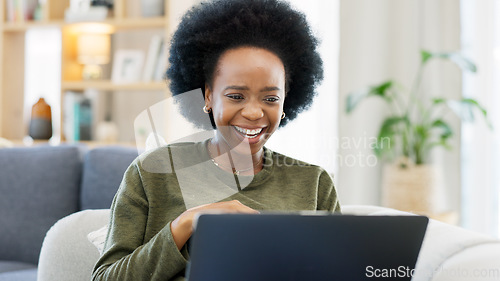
[92,162,188,281]
[316,169,341,213]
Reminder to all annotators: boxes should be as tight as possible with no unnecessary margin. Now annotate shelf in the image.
[0,0,172,141]
[1,17,166,32]
[11,139,137,148]
[1,20,66,32]
[62,80,167,91]
[101,17,166,30]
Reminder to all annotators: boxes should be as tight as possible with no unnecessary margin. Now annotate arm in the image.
[316,170,341,213]
[92,163,188,281]
[92,162,259,280]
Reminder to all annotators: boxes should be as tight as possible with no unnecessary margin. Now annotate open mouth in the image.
[233,126,265,139]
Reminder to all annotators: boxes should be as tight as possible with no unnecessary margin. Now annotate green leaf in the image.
[422,50,477,73]
[442,53,477,73]
[446,98,492,128]
[414,120,454,162]
[428,120,454,151]
[372,81,394,97]
[346,88,369,113]
[421,50,433,64]
[432,98,446,105]
[346,80,394,113]
[414,124,429,139]
[431,119,453,140]
[374,116,407,158]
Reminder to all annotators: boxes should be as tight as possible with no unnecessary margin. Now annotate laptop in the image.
[186,213,428,281]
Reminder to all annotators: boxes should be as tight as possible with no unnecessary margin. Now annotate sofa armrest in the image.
[342,205,500,281]
[430,243,500,281]
[37,209,110,281]
[341,204,409,215]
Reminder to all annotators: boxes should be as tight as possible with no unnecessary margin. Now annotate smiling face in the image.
[205,47,286,155]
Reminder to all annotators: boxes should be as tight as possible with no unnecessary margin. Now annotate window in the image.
[460,0,500,237]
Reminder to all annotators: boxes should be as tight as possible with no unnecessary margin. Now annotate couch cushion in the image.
[0,261,36,274]
[0,268,37,281]
[80,147,138,210]
[0,145,82,265]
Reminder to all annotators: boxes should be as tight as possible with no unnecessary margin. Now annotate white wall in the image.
[266,0,339,175]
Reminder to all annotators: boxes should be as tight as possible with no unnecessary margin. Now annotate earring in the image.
[281,112,286,119]
[203,105,212,113]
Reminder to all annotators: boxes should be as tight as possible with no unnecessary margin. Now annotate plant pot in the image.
[381,161,442,215]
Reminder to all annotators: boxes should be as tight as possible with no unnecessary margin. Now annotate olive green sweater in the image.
[92,140,341,281]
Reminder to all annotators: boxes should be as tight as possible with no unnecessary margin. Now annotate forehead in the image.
[213,47,285,87]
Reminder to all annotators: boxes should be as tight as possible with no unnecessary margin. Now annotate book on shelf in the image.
[142,35,165,82]
[63,91,93,141]
[6,0,38,22]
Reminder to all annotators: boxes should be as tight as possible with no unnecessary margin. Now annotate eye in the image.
[225,94,244,100]
[264,96,280,103]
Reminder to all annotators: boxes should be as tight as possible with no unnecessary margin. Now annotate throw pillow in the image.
[87,225,108,255]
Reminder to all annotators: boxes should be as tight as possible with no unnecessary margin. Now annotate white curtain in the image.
[460,0,500,237]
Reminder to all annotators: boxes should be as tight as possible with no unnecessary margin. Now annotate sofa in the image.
[0,145,138,281]
[2,145,500,281]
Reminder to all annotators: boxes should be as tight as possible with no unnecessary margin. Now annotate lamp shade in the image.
[77,33,110,65]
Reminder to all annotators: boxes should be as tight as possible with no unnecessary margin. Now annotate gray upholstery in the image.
[0,145,137,280]
[0,261,36,274]
[0,269,37,281]
[0,146,82,265]
[37,209,110,281]
[80,147,138,210]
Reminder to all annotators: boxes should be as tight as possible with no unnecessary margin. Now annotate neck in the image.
[208,137,264,175]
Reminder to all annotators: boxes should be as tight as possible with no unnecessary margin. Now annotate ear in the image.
[204,84,213,106]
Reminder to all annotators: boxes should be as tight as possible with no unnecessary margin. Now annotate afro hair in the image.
[166,0,324,129]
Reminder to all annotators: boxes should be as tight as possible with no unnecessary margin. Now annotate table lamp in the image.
[77,33,110,79]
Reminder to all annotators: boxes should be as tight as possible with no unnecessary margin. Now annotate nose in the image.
[240,102,264,120]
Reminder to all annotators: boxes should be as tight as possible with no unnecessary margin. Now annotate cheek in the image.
[268,105,284,127]
[212,100,236,124]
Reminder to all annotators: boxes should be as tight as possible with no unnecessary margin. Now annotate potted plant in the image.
[345,50,490,218]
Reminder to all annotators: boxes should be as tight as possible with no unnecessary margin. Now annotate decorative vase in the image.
[381,160,442,215]
[29,98,52,140]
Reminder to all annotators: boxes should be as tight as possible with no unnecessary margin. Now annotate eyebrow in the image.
[223,86,281,92]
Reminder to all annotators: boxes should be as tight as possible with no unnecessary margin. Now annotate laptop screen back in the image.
[187,214,428,281]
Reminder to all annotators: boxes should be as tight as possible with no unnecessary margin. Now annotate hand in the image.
[170,200,259,250]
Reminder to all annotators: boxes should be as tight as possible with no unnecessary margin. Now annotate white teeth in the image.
[234,126,263,138]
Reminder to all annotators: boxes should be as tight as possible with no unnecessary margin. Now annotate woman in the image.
[92,0,340,280]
